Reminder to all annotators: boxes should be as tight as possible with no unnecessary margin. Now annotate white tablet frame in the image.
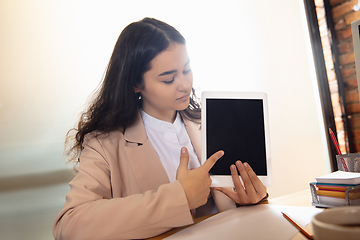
[201,91,272,188]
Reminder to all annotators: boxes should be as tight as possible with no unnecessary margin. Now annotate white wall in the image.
[0,0,329,197]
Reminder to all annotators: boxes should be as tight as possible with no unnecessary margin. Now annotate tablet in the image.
[201,91,272,188]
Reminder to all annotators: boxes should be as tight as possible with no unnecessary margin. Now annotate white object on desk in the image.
[315,171,360,185]
[165,204,323,240]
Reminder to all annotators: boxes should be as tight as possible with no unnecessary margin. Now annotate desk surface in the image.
[148,189,315,240]
[269,190,314,240]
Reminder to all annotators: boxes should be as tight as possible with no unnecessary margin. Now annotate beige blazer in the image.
[53,114,235,240]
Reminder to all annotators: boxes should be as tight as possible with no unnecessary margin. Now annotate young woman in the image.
[53,18,268,240]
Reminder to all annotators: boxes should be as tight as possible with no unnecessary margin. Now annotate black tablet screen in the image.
[206,98,267,175]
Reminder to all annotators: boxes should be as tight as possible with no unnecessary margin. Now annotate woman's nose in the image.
[177,74,193,92]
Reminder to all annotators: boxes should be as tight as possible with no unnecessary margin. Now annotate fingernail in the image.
[244,162,248,168]
[181,147,186,154]
[230,165,236,171]
[220,151,224,156]
[236,161,242,167]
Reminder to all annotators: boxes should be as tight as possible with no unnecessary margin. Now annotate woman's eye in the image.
[183,69,192,74]
[163,78,174,84]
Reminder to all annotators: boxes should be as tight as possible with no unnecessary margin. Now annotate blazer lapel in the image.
[124,113,170,192]
[183,117,202,162]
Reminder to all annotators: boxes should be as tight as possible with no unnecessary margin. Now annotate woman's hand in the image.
[176,147,224,210]
[213,161,267,206]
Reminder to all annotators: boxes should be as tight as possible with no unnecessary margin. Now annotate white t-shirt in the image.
[140,110,201,182]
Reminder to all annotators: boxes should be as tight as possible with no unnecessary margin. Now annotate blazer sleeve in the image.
[53,136,194,240]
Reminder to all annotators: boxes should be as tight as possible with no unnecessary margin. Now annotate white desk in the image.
[149,189,318,240]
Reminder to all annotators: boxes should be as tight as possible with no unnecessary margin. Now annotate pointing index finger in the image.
[202,150,224,172]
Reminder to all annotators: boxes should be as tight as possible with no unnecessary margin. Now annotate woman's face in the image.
[136,43,193,123]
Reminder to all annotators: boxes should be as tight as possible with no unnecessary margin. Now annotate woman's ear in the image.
[133,86,140,93]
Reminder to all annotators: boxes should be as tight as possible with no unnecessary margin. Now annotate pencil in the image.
[282,212,313,240]
[328,128,349,171]
[329,128,342,155]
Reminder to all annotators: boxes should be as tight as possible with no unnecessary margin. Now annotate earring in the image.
[134,91,141,100]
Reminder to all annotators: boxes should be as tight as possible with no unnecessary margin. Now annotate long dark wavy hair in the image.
[66,18,201,163]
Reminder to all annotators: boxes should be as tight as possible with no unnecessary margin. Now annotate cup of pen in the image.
[336,153,360,172]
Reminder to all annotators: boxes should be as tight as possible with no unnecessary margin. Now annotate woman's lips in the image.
[177,94,190,101]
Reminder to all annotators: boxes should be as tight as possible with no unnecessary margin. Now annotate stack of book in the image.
[315,171,360,206]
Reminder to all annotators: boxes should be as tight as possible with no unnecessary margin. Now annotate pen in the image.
[328,128,349,171]
[329,128,342,155]
[282,212,313,240]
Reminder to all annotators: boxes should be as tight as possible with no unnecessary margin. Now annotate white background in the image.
[0,0,329,198]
